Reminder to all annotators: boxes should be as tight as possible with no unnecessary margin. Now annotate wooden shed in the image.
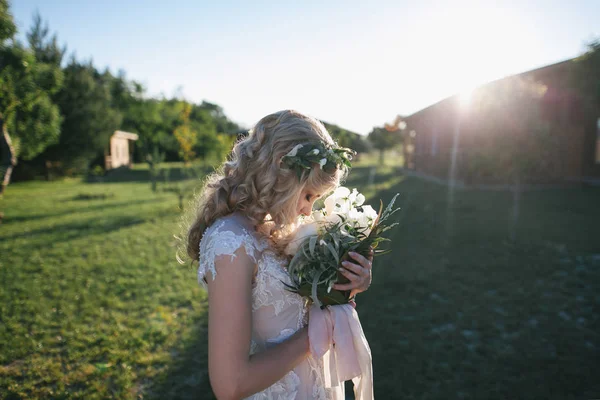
[105,131,138,170]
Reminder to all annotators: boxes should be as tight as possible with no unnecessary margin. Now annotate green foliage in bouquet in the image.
[285,193,400,307]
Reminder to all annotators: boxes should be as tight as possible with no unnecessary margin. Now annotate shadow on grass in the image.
[148,310,215,400]
[146,172,599,399]
[87,165,214,184]
[349,174,600,399]
[72,193,116,201]
[0,216,147,244]
[2,198,165,224]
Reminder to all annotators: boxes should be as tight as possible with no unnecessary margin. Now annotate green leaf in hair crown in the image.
[281,142,356,179]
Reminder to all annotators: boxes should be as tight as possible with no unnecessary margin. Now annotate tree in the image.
[43,60,121,171]
[0,2,62,195]
[367,126,403,165]
[27,12,66,66]
[173,102,198,164]
[198,101,240,133]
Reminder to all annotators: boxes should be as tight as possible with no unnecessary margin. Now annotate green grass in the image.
[1,160,599,399]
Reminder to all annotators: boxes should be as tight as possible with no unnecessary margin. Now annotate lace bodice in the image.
[198,214,334,399]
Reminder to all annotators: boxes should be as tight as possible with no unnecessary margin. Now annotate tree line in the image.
[0,1,378,196]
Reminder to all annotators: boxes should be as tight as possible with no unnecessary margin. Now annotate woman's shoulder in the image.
[201,213,267,255]
[204,213,254,239]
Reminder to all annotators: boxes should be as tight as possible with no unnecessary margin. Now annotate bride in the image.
[184,110,374,399]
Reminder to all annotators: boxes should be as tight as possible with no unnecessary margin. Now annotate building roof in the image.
[404,58,575,123]
[112,131,139,141]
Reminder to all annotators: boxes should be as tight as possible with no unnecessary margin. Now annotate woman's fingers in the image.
[338,267,359,282]
[331,282,355,291]
[349,251,372,270]
[341,261,362,276]
[333,251,374,295]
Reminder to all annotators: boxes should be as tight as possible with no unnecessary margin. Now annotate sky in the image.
[11,0,600,134]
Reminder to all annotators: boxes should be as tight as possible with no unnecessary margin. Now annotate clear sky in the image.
[11,0,600,134]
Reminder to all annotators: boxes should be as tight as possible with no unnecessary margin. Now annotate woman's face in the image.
[296,189,321,217]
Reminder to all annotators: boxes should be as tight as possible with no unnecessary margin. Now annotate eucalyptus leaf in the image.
[309,236,317,257]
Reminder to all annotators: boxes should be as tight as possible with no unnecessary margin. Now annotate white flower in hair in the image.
[308,148,320,155]
[286,144,304,157]
[319,158,327,169]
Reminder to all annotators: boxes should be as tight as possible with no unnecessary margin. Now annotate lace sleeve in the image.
[198,219,259,289]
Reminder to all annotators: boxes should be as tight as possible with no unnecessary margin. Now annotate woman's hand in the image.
[332,248,374,300]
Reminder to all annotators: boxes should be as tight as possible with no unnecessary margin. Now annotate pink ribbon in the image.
[308,304,374,400]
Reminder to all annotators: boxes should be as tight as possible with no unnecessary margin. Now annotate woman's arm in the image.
[206,247,310,400]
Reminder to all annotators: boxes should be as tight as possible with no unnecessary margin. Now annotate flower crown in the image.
[281,142,356,179]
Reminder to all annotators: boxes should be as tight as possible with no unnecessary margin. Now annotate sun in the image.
[458,86,475,108]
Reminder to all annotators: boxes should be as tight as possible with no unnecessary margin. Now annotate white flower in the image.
[319,158,327,169]
[361,205,379,235]
[347,208,366,228]
[333,186,351,198]
[309,149,320,155]
[323,186,352,217]
[342,202,379,236]
[312,209,325,222]
[324,212,343,225]
[356,193,365,206]
[286,144,303,157]
[324,194,336,215]
[285,222,319,256]
[348,188,365,207]
[362,204,378,222]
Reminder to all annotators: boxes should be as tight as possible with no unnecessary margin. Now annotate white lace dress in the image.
[198,213,334,399]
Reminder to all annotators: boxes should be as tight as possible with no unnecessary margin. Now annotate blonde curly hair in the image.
[183,110,348,262]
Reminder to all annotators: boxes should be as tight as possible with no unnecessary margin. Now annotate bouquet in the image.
[284,186,400,307]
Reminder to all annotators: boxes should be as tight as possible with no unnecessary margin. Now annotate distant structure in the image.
[398,60,600,186]
[105,131,138,170]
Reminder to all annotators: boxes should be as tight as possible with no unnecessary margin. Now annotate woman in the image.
[185,110,373,399]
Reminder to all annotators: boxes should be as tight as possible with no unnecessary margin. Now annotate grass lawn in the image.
[1,159,599,399]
